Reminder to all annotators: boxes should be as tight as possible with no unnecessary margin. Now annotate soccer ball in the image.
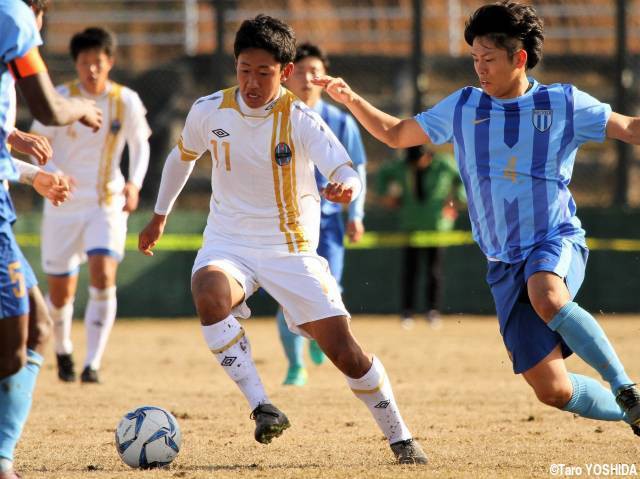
[115,406,181,469]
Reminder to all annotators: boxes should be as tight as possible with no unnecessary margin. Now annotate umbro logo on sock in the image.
[374,400,390,409]
[221,356,237,367]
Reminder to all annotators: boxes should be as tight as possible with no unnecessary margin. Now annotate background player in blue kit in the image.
[279,42,367,386]
[0,1,102,477]
[314,1,640,436]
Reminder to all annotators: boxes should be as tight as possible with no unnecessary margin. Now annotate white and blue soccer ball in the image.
[115,406,181,469]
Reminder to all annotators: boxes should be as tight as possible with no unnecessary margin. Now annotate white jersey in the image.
[179,86,352,253]
[31,80,151,212]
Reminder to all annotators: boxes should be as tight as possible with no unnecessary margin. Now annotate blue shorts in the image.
[486,238,588,374]
[0,219,32,319]
[317,212,345,286]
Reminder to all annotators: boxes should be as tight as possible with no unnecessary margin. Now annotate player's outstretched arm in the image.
[16,72,102,131]
[312,75,429,149]
[7,128,52,165]
[606,112,640,145]
[138,146,196,256]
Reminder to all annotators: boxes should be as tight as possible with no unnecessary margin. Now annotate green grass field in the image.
[15,315,640,478]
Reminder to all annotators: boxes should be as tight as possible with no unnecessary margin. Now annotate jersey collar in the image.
[487,77,540,104]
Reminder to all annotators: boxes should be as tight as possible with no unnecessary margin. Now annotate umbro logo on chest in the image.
[212,129,230,138]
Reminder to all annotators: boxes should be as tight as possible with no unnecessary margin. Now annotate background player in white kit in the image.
[139,15,427,465]
[31,27,151,384]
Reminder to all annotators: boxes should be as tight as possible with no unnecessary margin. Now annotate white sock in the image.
[47,295,74,355]
[201,315,269,410]
[84,286,117,370]
[347,356,412,444]
[0,458,13,473]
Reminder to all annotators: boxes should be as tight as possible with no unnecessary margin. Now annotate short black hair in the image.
[294,42,329,70]
[70,27,116,61]
[21,0,48,14]
[464,1,544,70]
[233,14,296,65]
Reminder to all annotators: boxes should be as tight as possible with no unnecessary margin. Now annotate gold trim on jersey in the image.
[64,81,81,139]
[208,328,245,354]
[67,79,81,97]
[218,87,242,114]
[269,91,308,253]
[219,86,278,119]
[350,375,386,395]
[98,83,124,206]
[270,110,293,250]
[178,136,199,162]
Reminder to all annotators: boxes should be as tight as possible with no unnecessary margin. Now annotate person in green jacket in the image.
[377,146,465,329]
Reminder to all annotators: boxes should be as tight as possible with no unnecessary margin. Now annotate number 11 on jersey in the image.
[211,140,231,171]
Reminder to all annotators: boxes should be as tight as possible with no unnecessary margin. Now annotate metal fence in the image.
[18,0,639,209]
[42,0,640,60]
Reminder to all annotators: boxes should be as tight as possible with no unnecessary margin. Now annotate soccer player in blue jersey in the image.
[278,42,368,386]
[314,1,640,437]
[0,0,102,476]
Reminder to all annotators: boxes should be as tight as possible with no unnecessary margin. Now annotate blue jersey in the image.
[0,0,42,183]
[415,78,611,263]
[313,99,367,220]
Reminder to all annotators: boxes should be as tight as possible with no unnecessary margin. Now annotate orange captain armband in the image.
[8,47,47,80]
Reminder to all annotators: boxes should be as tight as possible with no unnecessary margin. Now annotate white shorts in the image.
[41,202,128,275]
[192,240,349,337]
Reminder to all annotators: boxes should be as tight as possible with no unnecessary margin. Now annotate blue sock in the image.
[276,309,304,369]
[0,349,43,461]
[562,373,626,421]
[549,302,632,393]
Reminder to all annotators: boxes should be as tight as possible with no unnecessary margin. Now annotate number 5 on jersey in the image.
[8,261,26,298]
[211,140,231,171]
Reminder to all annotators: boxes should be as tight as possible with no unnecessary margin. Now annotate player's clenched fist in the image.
[138,214,167,256]
[322,181,354,204]
[75,97,103,132]
[34,171,74,206]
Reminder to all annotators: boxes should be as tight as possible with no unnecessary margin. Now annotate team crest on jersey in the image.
[532,109,552,132]
[274,142,292,166]
[110,119,122,134]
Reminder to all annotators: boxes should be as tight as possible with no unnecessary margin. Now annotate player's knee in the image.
[90,272,112,290]
[193,292,231,324]
[49,294,74,309]
[530,293,565,322]
[534,384,572,408]
[0,348,27,378]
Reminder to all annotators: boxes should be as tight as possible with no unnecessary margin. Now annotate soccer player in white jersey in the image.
[314,1,640,439]
[31,27,151,384]
[139,15,427,465]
